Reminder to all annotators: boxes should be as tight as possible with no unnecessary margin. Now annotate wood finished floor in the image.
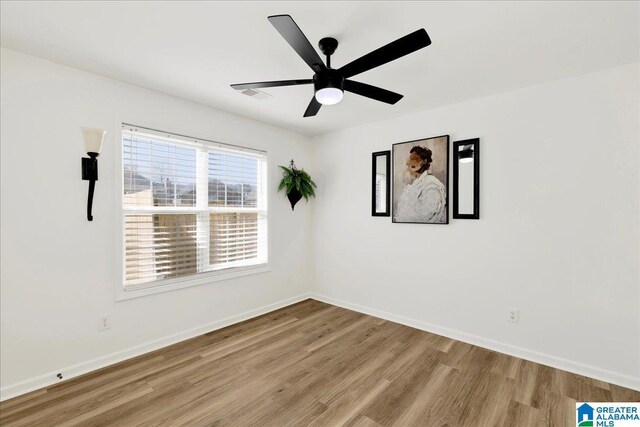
[1,299,638,426]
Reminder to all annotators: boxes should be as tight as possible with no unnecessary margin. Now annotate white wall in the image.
[0,48,314,399]
[310,63,640,389]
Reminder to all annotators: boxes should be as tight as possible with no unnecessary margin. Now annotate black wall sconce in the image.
[81,128,106,221]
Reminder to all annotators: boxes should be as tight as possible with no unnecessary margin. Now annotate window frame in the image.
[114,121,270,301]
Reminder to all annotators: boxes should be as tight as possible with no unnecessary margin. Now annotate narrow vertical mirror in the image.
[453,139,479,219]
[372,150,391,216]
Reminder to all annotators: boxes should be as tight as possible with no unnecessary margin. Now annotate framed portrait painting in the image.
[392,135,449,224]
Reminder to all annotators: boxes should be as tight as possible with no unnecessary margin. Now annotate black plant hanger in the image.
[231,15,431,117]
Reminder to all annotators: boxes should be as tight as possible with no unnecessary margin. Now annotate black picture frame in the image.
[371,150,391,216]
[391,135,449,224]
[453,138,480,219]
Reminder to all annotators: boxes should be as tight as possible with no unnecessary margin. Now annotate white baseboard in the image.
[309,293,640,391]
[0,293,312,402]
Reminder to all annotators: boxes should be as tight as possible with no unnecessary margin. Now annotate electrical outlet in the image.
[508,309,519,323]
[99,315,111,331]
[286,276,292,284]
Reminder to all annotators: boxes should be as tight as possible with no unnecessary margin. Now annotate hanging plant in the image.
[277,160,317,210]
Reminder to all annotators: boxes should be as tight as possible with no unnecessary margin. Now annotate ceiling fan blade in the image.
[339,29,431,78]
[303,96,322,117]
[231,79,312,90]
[344,80,403,104]
[268,15,326,73]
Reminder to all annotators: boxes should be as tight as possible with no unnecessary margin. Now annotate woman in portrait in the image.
[395,146,447,223]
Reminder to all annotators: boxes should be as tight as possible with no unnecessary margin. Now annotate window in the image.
[121,124,268,292]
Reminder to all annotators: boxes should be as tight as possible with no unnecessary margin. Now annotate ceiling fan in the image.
[231,15,431,117]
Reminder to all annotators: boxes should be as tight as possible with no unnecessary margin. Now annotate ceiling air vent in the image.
[241,89,273,100]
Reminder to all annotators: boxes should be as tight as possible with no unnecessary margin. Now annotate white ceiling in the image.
[1,1,638,136]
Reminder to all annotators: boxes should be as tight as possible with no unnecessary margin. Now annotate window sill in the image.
[115,264,270,301]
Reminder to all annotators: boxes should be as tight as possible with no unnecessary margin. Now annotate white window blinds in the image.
[122,125,267,288]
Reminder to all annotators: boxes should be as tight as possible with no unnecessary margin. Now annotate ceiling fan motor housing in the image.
[313,69,345,92]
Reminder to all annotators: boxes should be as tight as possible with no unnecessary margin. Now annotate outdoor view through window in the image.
[122,125,267,289]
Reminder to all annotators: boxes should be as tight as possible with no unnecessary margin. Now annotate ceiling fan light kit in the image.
[231,15,431,117]
[315,87,343,105]
[313,68,344,105]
